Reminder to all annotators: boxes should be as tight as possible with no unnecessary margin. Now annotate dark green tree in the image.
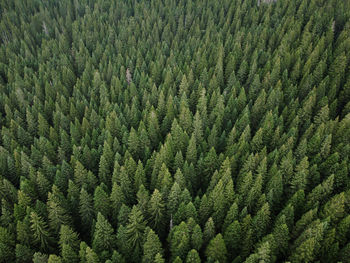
[92,213,115,257]
[142,228,163,263]
[205,233,227,263]
[126,206,147,262]
[186,249,201,263]
[148,189,165,234]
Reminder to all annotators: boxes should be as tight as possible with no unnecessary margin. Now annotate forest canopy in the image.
[0,0,350,262]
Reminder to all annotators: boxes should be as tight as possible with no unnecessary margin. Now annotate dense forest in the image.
[0,0,350,262]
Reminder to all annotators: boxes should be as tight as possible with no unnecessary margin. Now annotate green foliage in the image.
[186,249,201,263]
[148,189,165,234]
[93,184,111,218]
[33,252,48,263]
[47,186,72,234]
[92,213,115,257]
[191,224,203,251]
[0,0,349,262]
[126,206,147,262]
[79,188,94,234]
[0,227,15,262]
[142,228,163,263]
[48,254,62,263]
[170,222,191,261]
[30,212,52,251]
[205,234,227,263]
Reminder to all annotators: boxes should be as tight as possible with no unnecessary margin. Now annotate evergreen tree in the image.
[0,0,349,262]
[148,189,165,234]
[142,228,163,263]
[203,217,215,245]
[154,253,165,263]
[47,186,72,234]
[205,234,227,263]
[186,134,197,165]
[191,224,203,251]
[48,255,62,263]
[59,225,80,252]
[30,212,52,251]
[93,184,111,218]
[126,206,147,262]
[170,222,190,261]
[186,249,201,263]
[79,188,94,235]
[92,213,115,257]
[0,227,15,262]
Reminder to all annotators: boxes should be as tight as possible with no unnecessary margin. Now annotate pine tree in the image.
[290,157,309,194]
[134,161,146,191]
[48,255,62,263]
[128,128,140,160]
[142,228,163,263]
[173,257,183,263]
[108,250,126,263]
[119,167,134,204]
[0,227,15,261]
[16,244,33,263]
[93,184,111,218]
[59,225,80,252]
[205,233,227,263]
[223,202,239,231]
[186,134,197,165]
[30,212,52,251]
[92,213,115,257]
[322,192,346,223]
[136,184,150,216]
[148,189,165,234]
[253,202,271,240]
[38,113,49,138]
[62,243,79,263]
[170,222,190,261]
[154,253,165,263]
[168,182,182,216]
[33,252,49,263]
[192,112,203,146]
[79,188,94,234]
[126,206,147,262]
[98,155,110,186]
[290,237,316,263]
[85,246,100,263]
[224,220,241,259]
[147,109,160,149]
[110,182,125,225]
[186,249,201,263]
[179,94,193,134]
[191,224,203,251]
[47,186,72,234]
[203,217,215,245]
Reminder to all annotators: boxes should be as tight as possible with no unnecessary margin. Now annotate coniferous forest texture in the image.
[1,0,350,262]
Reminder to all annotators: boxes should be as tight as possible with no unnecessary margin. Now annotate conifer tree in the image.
[142,228,163,263]
[79,188,94,234]
[30,212,52,251]
[0,226,15,261]
[206,233,227,263]
[148,189,165,234]
[126,206,147,262]
[186,249,201,263]
[203,217,215,245]
[92,213,115,257]
[93,184,111,218]
[47,186,72,234]
[170,222,190,261]
[1,0,350,262]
